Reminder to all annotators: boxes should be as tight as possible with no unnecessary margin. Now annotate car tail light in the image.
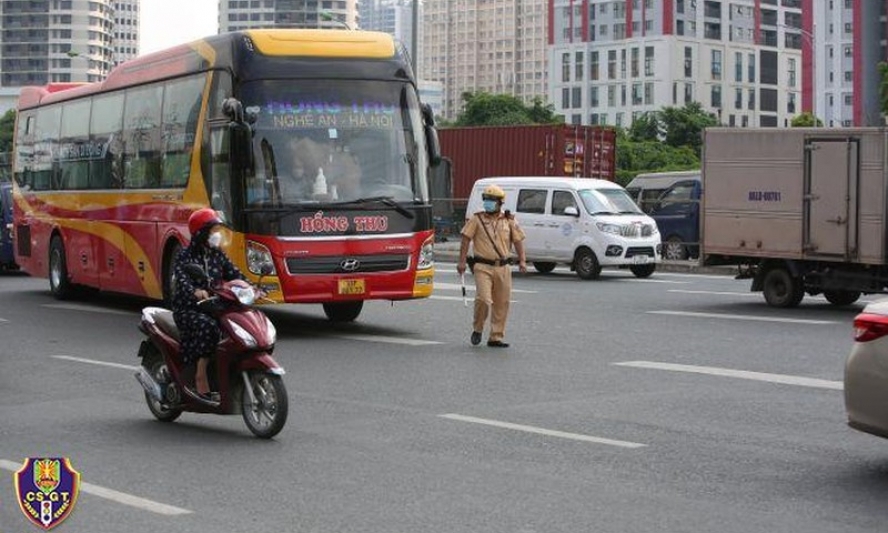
[853,313,888,342]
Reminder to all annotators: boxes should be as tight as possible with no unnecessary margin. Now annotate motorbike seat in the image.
[153,310,181,341]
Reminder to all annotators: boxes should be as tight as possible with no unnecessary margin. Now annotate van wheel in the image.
[663,237,688,260]
[762,268,804,308]
[49,236,74,300]
[533,262,556,274]
[824,290,860,306]
[630,264,656,278]
[574,248,601,280]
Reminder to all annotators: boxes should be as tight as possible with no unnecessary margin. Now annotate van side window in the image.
[516,189,547,214]
[638,188,665,213]
[657,181,695,206]
[552,190,578,215]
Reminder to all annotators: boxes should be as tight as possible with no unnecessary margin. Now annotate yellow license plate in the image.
[338,279,365,295]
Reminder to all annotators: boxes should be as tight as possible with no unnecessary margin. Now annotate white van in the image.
[465,177,661,279]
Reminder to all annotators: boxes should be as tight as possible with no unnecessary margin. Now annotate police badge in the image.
[14,458,81,530]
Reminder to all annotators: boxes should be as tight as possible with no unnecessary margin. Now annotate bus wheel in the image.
[323,301,363,322]
[162,242,181,307]
[49,236,74,300]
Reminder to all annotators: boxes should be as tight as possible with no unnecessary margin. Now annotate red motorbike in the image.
[135,265,288,438]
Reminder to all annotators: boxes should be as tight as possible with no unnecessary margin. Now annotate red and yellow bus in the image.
[12,29,443,321]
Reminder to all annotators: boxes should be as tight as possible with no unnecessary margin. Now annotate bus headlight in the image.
[246,240,276,276]
[417,238,434,270]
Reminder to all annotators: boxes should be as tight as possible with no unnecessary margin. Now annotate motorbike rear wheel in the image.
[242,372,288,439]
[142,352,182,423]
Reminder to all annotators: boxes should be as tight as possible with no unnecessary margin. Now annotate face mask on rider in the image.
[482,199,499,213]
[207,231,223,249]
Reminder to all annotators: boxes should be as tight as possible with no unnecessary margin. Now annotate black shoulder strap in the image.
[477,213,507,261]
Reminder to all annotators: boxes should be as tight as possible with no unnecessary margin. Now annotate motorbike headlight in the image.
[230,321,258,348]
[265,317,277,345]
[246,240,276,276]
[418,238,434,270]
[231,285,257,305]
[596,222,622,235]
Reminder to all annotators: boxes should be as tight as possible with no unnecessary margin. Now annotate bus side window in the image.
[34,105,61,191]
[123,84,163,189]
[161,74,205,188]
[59,98,91,190]
[208,126,233,222]
[14,113,36,189]
[90,92,124,189]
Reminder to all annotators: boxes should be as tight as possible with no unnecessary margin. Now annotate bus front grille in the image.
[286,254,410,275]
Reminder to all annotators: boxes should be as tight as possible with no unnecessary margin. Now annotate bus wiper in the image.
[334,196,414,219]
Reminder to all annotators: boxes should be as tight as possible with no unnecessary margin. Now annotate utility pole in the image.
[411,0,419,74]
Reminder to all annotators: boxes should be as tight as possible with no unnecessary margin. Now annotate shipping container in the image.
[434,125,616,229]
[701,127,888,308]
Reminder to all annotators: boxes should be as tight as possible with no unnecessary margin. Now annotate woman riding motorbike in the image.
[172,208,246,400]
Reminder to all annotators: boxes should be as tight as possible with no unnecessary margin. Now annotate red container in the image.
[438,124,616,203]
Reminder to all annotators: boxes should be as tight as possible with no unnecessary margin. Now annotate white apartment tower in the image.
[421,0,549,121]
[113,0,139,65]
[218,0,359,33]
[549,0,809,129]
[0,0,117,86]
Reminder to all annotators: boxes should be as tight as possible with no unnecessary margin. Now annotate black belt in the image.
[472,256,512,267]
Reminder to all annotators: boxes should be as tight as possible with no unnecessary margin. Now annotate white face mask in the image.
[207,232,223,249]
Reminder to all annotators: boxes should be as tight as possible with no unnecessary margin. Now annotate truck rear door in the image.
[805,138,858,258]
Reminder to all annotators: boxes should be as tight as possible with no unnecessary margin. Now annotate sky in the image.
[140,0,219,55]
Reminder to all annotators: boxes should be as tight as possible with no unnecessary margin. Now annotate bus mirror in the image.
[421,103,442,166]
[229,122,255,172]
[222,98,245,123]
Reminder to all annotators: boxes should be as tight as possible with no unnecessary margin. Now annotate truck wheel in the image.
[574,248,601,280]
[762,268,804,308]
[323,301,364,322]
[824,290,860,306]
[49,236,74,300]
[533,262,556,274]
[663,237,688,260]
[630,263,656,278]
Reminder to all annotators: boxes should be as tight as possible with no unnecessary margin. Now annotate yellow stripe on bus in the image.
[246,29,396,59]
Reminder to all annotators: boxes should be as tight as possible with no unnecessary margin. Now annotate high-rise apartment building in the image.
[359,0,415,49]
[219,0,359,33]
[0,0,117,87]
[549,0,887,129]
[422,0,549,121]
[113,0,139,65]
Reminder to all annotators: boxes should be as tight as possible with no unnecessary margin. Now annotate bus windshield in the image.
[240,79,429,211]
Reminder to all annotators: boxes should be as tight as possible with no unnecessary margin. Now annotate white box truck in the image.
[701,127,888,307]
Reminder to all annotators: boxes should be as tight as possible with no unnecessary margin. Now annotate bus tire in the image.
[49,235,74,300]
[162,241,181,307]
[323,301,363,322]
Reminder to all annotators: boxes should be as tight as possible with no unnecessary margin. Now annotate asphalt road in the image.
[1,264,887,533]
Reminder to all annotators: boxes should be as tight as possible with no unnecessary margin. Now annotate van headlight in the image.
[246,240,276,276]
[417,237,434,270]
[596,222,622,235]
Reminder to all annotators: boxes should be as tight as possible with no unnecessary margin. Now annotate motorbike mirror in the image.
[183,264,208,284]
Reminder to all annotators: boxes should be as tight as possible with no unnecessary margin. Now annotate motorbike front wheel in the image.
[242,372,288,439]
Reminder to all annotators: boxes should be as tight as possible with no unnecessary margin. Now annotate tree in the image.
[0,109,15,154]
[628,111,661,142]
[790,112,823,127]
[879,62,888,117]
[454,92,563,126]
[659,102,719,156]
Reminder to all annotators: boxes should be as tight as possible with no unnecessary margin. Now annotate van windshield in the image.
[579,188,643,215]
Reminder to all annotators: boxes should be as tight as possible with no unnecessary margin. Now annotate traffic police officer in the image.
[456,184,527,347]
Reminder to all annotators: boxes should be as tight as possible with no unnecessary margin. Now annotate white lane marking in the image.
[614,361,843,390]
[647,310,837,325]
[0,459,191,516]
[52,355,139,371]
[668,289,761,297]
[434,282,536,294]
[429,295,519,304]
[42,303,135,316]
[439,414,647,449]
[336,334,442,346]
[616,278,687,284]
[0,317,7,322]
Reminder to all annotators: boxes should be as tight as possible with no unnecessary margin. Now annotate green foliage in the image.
[880,62,888,117]
[659,102,719,157]
[790,112,823,127]
[615,138,699,187]
[454,92,562,126]
[628,112,661,142]
[0,109,15,154]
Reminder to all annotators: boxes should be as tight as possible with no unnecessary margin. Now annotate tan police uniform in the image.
[461,212,526,343]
